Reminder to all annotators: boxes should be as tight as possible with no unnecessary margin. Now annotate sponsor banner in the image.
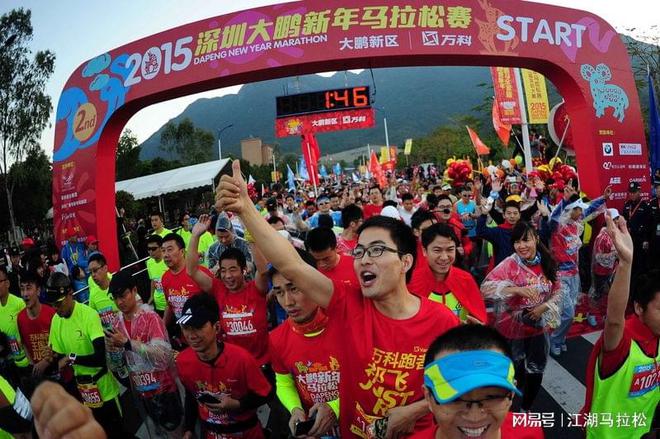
[602,142,613,156]
[618,143,642,156]
[275,108,375,138]
[491,67,522,124]
[521,69,550,124]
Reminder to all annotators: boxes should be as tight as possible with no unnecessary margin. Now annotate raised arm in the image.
[216,161,334,308]
[602,212,633,352]
[186,215,213,293]
[251,243,269,295]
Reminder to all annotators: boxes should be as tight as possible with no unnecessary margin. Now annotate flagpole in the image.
[514,68,533,175]
[552,119,571,162]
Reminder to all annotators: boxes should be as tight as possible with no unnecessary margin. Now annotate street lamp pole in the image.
[217,124,234,160]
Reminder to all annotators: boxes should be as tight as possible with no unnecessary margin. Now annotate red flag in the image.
[492,99,511,146]
[301,133,319,188]
[369,151,386,188]
[466,126,491,156]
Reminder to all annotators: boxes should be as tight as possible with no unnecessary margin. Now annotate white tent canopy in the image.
[115,159,229,200]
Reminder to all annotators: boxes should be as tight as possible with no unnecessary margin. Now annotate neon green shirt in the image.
[87,273,118,331]
[147,257,168,311]
[588,339,660,438]
[198,231,215,267]
[49,302,120,402]
[0,294,29,367]
[153,227,172,238]
[177,228,192,248]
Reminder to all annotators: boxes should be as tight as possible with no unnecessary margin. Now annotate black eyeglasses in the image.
[352,244,402,259]
[436,208,452,214]
[442,392,513,412]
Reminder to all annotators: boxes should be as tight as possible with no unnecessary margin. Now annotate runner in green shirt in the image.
[45,272,124,438]
[151,211,172,238]
[87,253,118,330]
[176,212,192,248]
[146,235,168,316]
[0,266,29,370]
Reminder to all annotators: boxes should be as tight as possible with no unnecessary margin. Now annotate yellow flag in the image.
[380,146,390,164]
[521,69,549,124]
[404,138,413,155]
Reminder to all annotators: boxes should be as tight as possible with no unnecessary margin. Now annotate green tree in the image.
[160,118,214,165]
[8,148,51,228]
[116,128,141,180]
[0,8,55,243]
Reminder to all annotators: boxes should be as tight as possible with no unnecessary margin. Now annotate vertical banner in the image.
[521,69,550,124]
[492,99,511,146]
[491,67,522,124]
[389,146,398,165]
[379,146,390,164]
[404,139,413,155]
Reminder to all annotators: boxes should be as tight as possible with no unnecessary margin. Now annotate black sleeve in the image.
[74,337,106,368]
[238,390,272,411]
[490,208,504,225]
[184,388,198,433]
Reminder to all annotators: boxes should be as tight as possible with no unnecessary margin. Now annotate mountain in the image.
[138,66,494,160]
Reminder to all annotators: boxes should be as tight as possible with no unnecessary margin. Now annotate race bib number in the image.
[223,311,256,337]
[629,363,659,397]
[131,371,161,393]
[78,382,103,408]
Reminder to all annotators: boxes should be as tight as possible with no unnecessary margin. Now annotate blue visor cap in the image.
[424,350,521,403]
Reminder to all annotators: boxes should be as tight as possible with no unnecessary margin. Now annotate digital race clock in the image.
[276,86,371,118]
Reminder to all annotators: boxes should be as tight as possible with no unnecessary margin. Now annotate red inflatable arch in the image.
[53,0,650,270]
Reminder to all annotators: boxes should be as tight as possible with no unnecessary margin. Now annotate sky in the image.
[5,0,659,156]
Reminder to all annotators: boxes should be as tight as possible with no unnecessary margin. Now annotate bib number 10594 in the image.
[124,36,193,87]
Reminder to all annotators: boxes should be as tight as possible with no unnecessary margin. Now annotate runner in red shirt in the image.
[186,216,270,368]
[175,294,272,439]
[305,227,359,287]
[420,324,544,439]
[216,160,459,439]
[269,248,341,437]
[17,271,57,379]
[161,233,212,328]
[363,185,384,219]
[408,223,487,324]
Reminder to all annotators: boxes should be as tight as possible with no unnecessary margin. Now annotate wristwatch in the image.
[68,353,77,365]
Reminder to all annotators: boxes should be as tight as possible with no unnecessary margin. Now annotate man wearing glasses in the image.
[307,195,341,228]
[146,235,168,318]
[216,160,459,438]
[46,272,123,438]
[420,324,543,439]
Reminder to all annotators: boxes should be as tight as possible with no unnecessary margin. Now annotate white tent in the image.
[115,159,229,200]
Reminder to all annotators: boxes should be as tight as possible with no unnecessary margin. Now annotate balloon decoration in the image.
[444,158,473,187]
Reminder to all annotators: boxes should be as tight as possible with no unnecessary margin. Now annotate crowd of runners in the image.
[1,154,659,439]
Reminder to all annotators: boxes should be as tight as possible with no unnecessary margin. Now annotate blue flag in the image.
[333,162,342,175]
[299,156,309,180]
[320,164,328,178]
[286,164,296,192]
[649,72,660,174]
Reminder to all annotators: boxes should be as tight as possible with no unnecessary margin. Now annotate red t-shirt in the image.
[176,343,271,439]
[212,279,270,366]
[415,412,545,438]
[269,319,341,411]
[327,280,460,438]
[336,235,358,257]
[363,204,383,219]
[407,265,487,323]
[320,254,359,288]
[17,305,56,362]
[161,265,212,319]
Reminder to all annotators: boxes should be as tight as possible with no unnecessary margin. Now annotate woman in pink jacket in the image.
[481,221,561,412]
